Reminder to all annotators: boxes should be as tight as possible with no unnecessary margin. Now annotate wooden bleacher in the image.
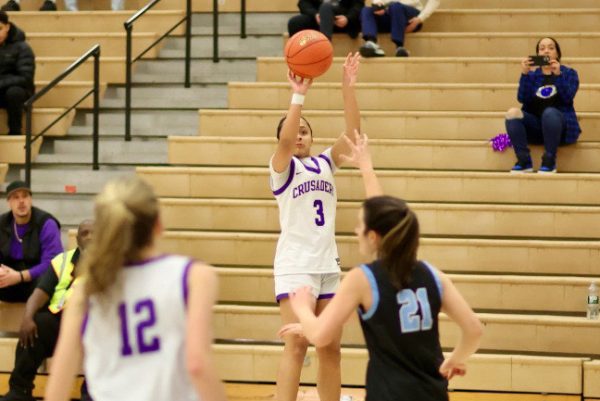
[3,0,600,400]
[135,1,600,399]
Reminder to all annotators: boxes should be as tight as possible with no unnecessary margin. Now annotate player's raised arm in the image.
[272,72,312,173]
[340,131,383,198]
[332,52,361,167]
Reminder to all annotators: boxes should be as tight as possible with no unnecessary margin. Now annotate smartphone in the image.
[529,55,550,66]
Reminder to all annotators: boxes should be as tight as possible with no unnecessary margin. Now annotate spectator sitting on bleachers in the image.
[0,0,123,12]
[505,37,580,174]
[288,0,365,41]
[359,0,440,57]
[0,11,34,136]
[0,220,93,401]
[0,181,62,303]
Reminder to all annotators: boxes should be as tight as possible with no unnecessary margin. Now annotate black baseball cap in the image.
[6,181,32,199]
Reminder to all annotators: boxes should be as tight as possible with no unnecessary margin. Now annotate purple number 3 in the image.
[314,200,325,226]
[118,299,161,356]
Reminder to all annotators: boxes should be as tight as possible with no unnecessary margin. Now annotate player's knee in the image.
[505,107,523,120]
[285,336,309,361]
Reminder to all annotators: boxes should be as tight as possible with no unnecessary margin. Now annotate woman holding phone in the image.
[505,37,581,174]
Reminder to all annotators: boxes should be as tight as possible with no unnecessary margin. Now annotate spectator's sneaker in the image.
[0,0,20,11]
[510,157,534,173]
[39,0,57,10]
[395,46,410,57]
[538,154,557,174]
[359,41,385,58]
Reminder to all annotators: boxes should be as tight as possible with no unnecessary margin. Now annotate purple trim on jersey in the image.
[275,293,290,303]
[300,157,322,174]
[272,159,296,196]
[318,154,333,171]
[317,293,334,300]
[81,311,89,336]
[182,259,193,307]
[125,254,169,268]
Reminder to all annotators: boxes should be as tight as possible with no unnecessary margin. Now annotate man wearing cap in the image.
[0,220,93,401]
[0,181,62,303]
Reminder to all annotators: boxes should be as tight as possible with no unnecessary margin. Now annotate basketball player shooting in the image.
[269,52,361,401]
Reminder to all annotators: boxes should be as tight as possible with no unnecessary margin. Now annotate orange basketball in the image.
[285,30,334,79]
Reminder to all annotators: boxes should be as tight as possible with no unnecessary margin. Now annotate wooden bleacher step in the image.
[158,197,600,238]
[137,166,600,205]
[419,9,600,33]
[9,11,184,33]
[147,231,600,276]
[37,57,126,83]
[299,33,600,57]
[167,136,600,174]
[34,81,106,108]
[27,32,160,57]
[0,108,74,137]
[0,340,593,392]
[0,164,7,185]
[0,136,43,163]
[198,109,600,142]
[227,82,600,112]
[212,304,600,355]
[216,267,595,314]
[257,57,600,84]
[213,344,585,394]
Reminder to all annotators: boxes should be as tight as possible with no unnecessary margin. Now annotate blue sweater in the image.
[518,65,581,144]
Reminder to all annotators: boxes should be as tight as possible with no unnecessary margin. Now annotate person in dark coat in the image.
[288,0,365,41]
[0,11,35,136]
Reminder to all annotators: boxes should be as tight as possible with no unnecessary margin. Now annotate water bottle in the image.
[587,281,599,320]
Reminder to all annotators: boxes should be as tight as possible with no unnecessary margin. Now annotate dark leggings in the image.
[505,107,567,160]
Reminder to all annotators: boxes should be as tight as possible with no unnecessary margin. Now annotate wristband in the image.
[19,271,24,283]
[291,93,305,106]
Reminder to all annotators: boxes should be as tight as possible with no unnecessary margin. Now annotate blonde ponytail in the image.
[82,177,159,298]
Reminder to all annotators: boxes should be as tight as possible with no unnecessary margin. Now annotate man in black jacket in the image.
[0,11,35,136]
[288,0,365,41]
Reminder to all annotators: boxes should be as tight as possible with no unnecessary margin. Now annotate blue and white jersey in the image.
[82,255,198,401]
[269,148,340,276]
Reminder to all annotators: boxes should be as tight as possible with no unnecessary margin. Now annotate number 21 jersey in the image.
[269,148,340,276]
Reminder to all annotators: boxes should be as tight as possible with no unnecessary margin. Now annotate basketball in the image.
[285,30,334,79]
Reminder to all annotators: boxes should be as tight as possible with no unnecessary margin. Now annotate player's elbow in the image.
[466,315,484,343]
[186,353,210,380]
[311,330,335,348]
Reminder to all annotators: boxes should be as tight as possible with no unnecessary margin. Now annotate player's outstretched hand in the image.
[439,357,467,380]
[278,323,305,339]
[342,52,360,87]
[288,70,313,95]
[339,130,373,170]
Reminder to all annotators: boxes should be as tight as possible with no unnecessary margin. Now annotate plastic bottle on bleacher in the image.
[587,282,599,320]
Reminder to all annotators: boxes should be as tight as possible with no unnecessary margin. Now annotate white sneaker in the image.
[359,40,385,57]
[340,396,353,401]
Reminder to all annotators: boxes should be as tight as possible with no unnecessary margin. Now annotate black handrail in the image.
[124,0,192,141]
[212,0,247,63]
[24,45,101,187]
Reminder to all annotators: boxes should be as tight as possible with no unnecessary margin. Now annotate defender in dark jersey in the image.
[280,133,483,401]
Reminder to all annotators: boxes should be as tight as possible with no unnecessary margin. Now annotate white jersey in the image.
[270,148,341,275]
[82,255,198,401]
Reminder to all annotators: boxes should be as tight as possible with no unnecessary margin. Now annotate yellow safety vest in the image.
[48,249,79,314]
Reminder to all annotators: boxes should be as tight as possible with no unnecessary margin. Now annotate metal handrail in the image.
[124,0,192,141]
[24,45,101,187]
[213,0,247,63]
